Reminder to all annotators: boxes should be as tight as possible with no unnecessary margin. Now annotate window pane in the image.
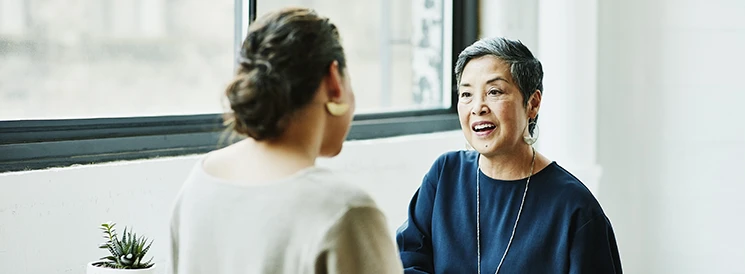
[0,0,234,120]
[257,0,452,114]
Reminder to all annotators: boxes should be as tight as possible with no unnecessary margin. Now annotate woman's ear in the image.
[324,60,344,102]
[528,89,542,118]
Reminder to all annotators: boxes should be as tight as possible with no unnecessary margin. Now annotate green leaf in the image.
[136,238,146,254]
[121,227,128,244]
[114,236,124,256]
[128,233,136,252]
[99,255,117,262]
[140,239,153,259]
[108,244,120,258]
[114,252,123,266]
[144,257,154,267]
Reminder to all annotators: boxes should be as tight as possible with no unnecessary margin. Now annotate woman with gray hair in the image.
[396,37,622,273]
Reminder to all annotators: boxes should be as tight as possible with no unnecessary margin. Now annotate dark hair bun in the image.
[225,58,291,140]
[223,7,347,141]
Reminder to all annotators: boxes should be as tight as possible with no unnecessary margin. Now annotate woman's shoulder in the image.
[184,152,378,211]
[302,169,379,209]
[418,150,478,189]
[429,149,479,172]
[537,162,608,219]
[437,149,478,161]
[539,163,595,197]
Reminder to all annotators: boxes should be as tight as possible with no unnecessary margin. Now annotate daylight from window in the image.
[0,0,450,120]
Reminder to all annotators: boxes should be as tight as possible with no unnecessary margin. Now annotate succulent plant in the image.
[93,222,154,269]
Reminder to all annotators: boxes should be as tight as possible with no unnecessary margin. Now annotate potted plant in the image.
[87,222,156,274]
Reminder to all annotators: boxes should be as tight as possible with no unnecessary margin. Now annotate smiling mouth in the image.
[471,122,496,138]
[472,123,496,132]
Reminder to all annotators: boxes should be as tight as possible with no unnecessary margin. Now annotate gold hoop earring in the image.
[325,102,349,117]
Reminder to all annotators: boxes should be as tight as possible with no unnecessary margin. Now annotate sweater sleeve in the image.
[395,164,439,273]
[569,214,623,274]
[320,206,404,274]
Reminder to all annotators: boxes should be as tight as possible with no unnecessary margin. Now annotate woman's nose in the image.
[470,100,489,115]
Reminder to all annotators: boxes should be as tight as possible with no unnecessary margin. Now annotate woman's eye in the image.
[460,92,472,98]
[488,89,502,95]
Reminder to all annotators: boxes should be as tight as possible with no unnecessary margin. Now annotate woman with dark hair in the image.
[396,37,622,273]
[168,7,403,274]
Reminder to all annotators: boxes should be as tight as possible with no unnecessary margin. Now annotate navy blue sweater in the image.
[396,150,622,273]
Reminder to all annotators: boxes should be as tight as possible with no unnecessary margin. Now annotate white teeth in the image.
[474,124,494,130]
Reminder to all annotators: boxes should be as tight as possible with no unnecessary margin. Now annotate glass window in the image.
[0,0,471,172]
[0,0,452,121]
[257,0,452,114]
[0,0,234,120]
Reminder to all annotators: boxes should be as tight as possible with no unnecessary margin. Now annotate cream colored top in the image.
[168,159,403,274]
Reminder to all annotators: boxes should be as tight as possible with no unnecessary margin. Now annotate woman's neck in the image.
[203,114,325,184]
[258,142,314,165]
[253,116,324,170]
[478,144,536,180]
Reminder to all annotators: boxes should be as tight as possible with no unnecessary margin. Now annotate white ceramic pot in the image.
[86,262,157,274]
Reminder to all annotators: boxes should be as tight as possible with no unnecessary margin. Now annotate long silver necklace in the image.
[476,146,536,274]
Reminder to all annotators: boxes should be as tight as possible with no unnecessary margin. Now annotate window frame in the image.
[0,0,477,173]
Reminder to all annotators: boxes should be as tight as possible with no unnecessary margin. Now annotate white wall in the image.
[480,0,745,273]
[0,131,465,274]
[479,0,539,49]
[596,0,745,273]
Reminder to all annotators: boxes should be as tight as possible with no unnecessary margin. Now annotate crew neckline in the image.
[194,156,327,188]
[476,161,558,184]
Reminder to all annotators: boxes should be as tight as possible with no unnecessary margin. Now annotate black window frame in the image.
[0,0,477,173]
